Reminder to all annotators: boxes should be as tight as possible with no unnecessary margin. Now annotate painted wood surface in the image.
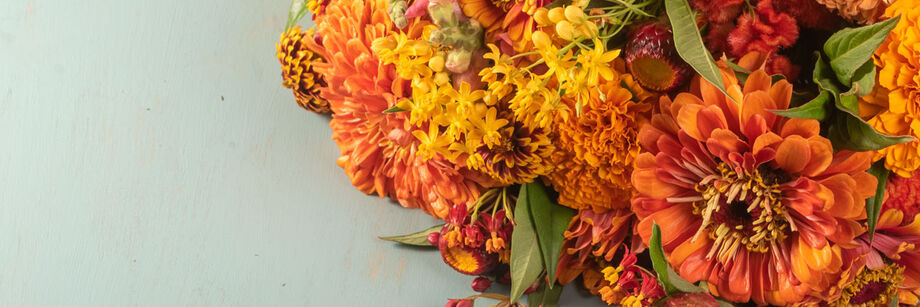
[0,1,607,305]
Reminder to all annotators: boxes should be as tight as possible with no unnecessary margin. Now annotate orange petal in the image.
[752,132,783,155]
[677,103,705,141]
[632,168,684,199]
[743,70,772,95]
[741,91,777,127]
[780,118,821,139]
[775,135,811,174]
[801,137,833,177]
[769,79,793,110]
[669,233,710,266]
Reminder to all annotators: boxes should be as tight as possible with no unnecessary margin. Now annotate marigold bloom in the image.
[631,60,878,305]
[307,0,487,218]
[276,26,330,113]
[547,65,653,211]
[861,0,920,178]
[815,0,892,24]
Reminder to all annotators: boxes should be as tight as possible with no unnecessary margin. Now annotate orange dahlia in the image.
[308,0,488,219]
[631,61,878,305]
[546,62,655,211]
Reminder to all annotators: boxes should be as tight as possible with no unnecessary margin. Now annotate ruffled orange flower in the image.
[631,59,877,305]
[886,170,920,222]
[814,0,891,24]
[556,208,633,285]
[457,0,549,51]
[860,0,920,177]
[546,63,655,211]
[307,0,488,219]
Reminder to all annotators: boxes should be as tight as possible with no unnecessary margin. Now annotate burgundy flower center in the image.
[690,163,791,258]
[832,263,904,307]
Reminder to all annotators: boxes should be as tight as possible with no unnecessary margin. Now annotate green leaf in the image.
[824,16,900,85]
[525,182,575,287]
[510,184,546,303]
[527,283,564,307]
[666,266,705,293]
[383,106,408,113]
[890,293,899,307]
[717,299,735,307]
[827,112,915,151]
[378,224,443,246]
[813,53,844,97]
[867,160,890,242]
[285,0,311,30]
[726,61,751,85]
[852,59,877,97]
[665,0,734,102]
[771,91,830,120]
[650,223,676,294]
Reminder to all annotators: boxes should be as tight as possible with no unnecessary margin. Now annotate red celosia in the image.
[886,171,920,223]
[727,0,798,58]
[689,0,743,23]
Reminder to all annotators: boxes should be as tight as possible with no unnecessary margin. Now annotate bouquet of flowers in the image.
[276,0,920,305]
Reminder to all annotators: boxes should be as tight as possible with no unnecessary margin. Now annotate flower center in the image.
[831,263,904,306]
[691,163,792,259]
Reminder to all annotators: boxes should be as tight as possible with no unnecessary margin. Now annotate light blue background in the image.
[0,1,607,305]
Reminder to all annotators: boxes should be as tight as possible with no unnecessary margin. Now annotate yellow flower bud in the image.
[428,55,445,72]
[532,31,552,49]
[532,8,551,26]
[434,71,450,85]
[547,7,566,24]
[564,6,584,23]
[555,20,576,41]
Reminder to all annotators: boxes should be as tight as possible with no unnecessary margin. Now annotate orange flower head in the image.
[631,57,878,305]
[309,0,488,219]
[555,208,633,285]
[885,170,920,223]
[547,62,656,211]
[860,0,920,177]
[276,26,330,113]
[457,0,550,51]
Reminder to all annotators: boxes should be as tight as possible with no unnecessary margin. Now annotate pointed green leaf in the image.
[890,293,899,307]
[827,112,915,151]
[852,59,877,97]
[510,184,545,303]
[867,160,890,242]
[813,53,844,97]
[525,181,575,287]
[665,0,734,102]
[527,283,564,307]
[650,223,676,294]
[285,0,310,30]
[383,106,408,113]
[824,16,900,85]
[771,91,830,120]
[379,224,443,246]
[667,266,706,293]
[717,299,735,307]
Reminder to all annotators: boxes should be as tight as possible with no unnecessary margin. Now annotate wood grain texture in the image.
[0,0,607,305]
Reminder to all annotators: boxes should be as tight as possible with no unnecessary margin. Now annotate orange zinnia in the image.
[631,59,877,305]
[457,0,550,51]
[307,0,489,219]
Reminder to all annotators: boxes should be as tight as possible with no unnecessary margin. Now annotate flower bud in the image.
[427,231,441,245]
[455,300,472,307]
[434,72,451,85]
[532,8,551,26]
[656,292,719,307]
[564,6,584,23]
[547,7,566,24]
[555,20,576,41]
[446,50,472,73]
[532,31,552,50]
[471,277,491,292]
[428,55,446,72]
[523,282,539,294]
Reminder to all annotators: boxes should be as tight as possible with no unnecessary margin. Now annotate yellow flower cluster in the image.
[860,0,920,177]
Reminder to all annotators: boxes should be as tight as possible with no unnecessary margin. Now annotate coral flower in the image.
[547,66,653,211]
[307,0,487,218]
[631,60,878,305]
[814,0,892,24]
[457,0,549,51]
[861,0,920,178]
[556,208,633,285]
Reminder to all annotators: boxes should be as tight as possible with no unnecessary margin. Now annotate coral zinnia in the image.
[631,60,878,305]
[861,0,920,178]
[556,208,633,285]
[307,0,487,219]
[547,65,653,211]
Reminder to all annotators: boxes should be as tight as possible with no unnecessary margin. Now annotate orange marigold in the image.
[860,0,920,178]
[631,59,877,305]
[307,0,488,219]
[547,62,655,211]
[276,26,330,113]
